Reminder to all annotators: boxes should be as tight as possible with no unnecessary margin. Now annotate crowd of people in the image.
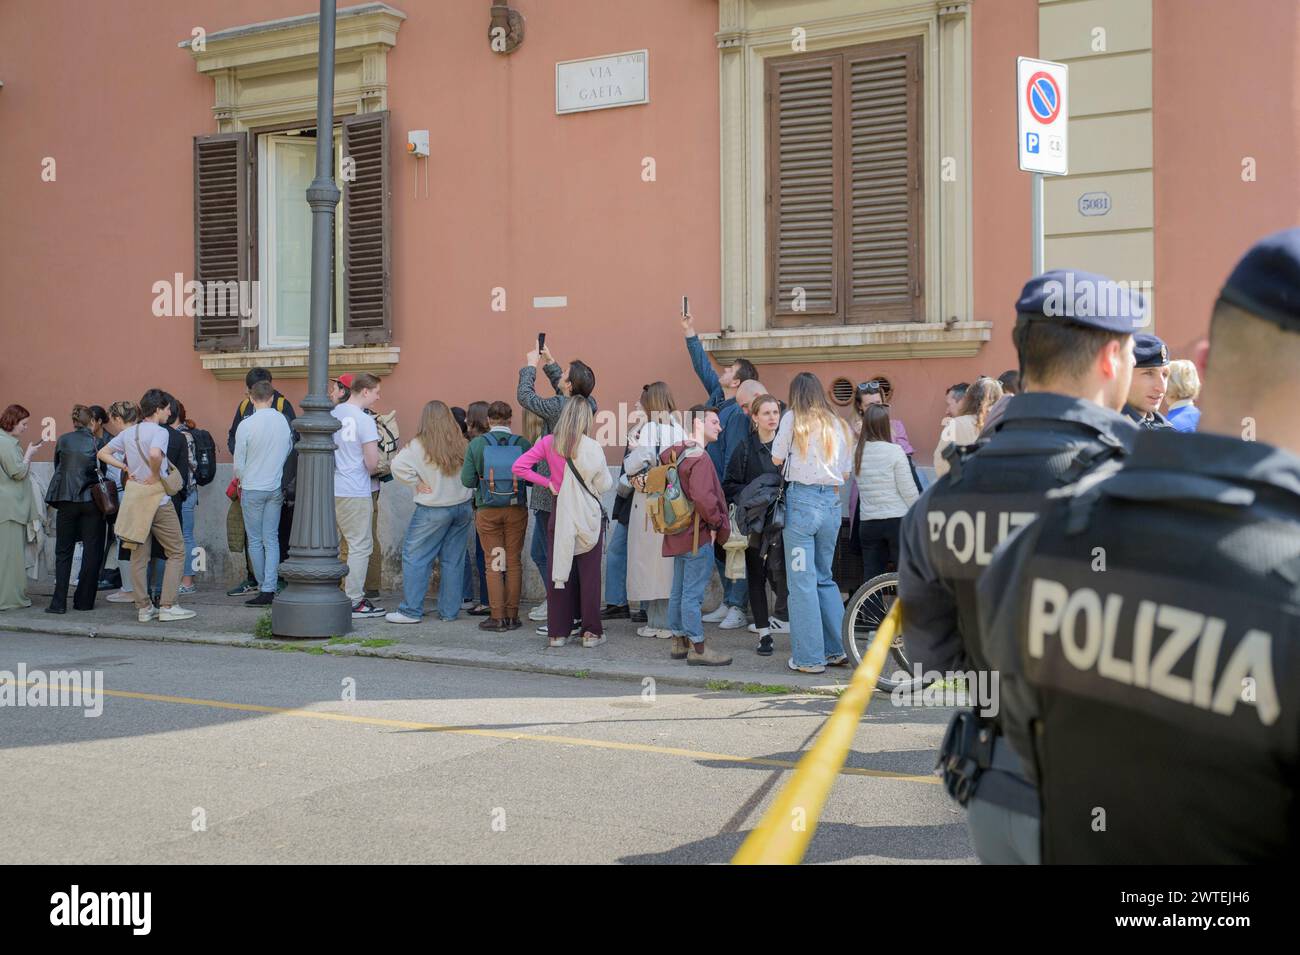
[0,297,1202,675]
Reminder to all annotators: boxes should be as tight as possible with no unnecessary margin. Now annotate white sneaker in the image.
[637,625,672,639]
[581,633,606,648]
[385,611,420,624]
[547,634,569,648]
[719,606,748,630]
[701,603,730,623]
[107,591,135,603]
[787,657,826,675]
[137,606,158,622]
[158,605,196,622]
[529,602,548,621]
[769,617,789,633]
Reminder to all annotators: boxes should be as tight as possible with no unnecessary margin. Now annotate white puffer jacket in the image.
[854,441,919,520]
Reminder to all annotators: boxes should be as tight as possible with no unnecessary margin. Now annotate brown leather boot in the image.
[687,640,733,667]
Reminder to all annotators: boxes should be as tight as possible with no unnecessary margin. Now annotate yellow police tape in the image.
[732,600,902,865]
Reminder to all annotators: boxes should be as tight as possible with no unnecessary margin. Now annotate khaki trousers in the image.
[338,488,382,592]
[474,505,527,619]
[335,496,374,602]
[130,502,184,609]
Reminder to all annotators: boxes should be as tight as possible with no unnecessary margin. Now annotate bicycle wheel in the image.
[841,572,911,690]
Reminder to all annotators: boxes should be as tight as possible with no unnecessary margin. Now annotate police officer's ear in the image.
[1193,338,1210,381]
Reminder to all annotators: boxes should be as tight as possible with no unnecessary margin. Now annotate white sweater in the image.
[552,436,614,586]
[390,439,474,508]
[855,441,919,520]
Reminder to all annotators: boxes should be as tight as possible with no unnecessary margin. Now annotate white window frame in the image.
[257,130,345,349]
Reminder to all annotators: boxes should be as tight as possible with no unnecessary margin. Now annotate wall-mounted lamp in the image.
[407,129,429,198]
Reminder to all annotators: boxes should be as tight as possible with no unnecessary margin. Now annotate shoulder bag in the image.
[90,475,119,517]
[565,455,609,548]
[135,428,183,496]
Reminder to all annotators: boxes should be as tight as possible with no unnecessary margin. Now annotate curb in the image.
[1,620,851,698]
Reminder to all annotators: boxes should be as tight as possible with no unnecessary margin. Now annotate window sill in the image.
[697,323,991,364]
[198,345,400,381]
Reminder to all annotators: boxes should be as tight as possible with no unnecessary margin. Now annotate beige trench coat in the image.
[624,419,686,603]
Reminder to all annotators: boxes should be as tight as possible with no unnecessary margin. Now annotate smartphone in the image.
[681,295,689,317]
[537,332,546,352]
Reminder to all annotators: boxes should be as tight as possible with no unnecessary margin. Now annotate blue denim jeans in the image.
[668,543,715,641]
[181,492,197,577]
[530,509,549,579]
[462,526,487,603]
[604,519,629,606]
[242,488,283,594]
[715,556,749,608]
[783,483,846,667]
[399,500,473,620]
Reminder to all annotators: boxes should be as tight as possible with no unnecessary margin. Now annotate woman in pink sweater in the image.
[512,400,608,647]
[512,433,566,497]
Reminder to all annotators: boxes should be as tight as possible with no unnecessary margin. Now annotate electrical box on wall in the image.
[406,130,429,157]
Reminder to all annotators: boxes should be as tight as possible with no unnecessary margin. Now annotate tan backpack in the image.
[643,445,704,550]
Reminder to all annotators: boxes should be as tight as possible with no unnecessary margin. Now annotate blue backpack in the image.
[479,433,527,506]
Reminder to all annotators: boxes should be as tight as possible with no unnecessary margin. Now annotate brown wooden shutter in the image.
[342,111,391,345]
[844,38,922,323]
[193,132,250,351]
[767,56,841,326]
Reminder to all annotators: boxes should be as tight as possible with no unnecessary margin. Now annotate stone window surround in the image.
[710,0,986,364]
[183,2,405,379]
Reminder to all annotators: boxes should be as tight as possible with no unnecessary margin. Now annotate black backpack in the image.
[190,428,218,486]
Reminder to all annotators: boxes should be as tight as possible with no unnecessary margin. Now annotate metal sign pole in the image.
[1031,171,1044,275]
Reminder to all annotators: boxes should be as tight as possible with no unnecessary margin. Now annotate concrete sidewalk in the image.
[3,582,858,696]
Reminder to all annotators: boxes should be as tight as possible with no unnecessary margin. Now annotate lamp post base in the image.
[272,562,353,638]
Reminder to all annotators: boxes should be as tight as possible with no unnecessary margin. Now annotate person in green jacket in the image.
[460,401,531,631]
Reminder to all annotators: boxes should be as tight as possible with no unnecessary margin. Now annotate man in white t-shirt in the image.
[332,373,385,617]
[97,388,196,623]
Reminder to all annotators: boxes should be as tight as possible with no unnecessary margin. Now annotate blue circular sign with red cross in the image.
[1026,71,1061,123]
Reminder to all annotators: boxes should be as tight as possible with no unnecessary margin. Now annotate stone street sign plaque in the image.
[556,49,648,114]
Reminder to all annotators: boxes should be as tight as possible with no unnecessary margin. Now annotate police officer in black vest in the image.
[897,269,1141,864]
[977,227,1300,863]
[1122,333,1174,430]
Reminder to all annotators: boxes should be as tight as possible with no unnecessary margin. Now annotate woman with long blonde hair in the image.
[623,381,687,638]
[386,400,475,624]
[771,372,854,673]
[513,397,613,647]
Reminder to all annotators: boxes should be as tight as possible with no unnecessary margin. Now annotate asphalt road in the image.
[1,631,974,864]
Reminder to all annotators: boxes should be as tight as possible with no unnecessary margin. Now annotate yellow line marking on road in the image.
[2,678,939,784]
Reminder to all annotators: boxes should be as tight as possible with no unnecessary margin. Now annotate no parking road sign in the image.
[1018,57,1068,175]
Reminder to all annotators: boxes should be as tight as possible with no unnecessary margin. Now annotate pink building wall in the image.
[1152,0,1300,359]
[2,0,1295,471]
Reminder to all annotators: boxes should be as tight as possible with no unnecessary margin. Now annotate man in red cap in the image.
[330,373,353,406]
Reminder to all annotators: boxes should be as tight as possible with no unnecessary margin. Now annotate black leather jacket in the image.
[46,427,102,505]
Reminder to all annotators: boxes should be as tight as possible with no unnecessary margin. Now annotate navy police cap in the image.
[1132,333,1169,368]
[1015,269,1145,333]
[1219,227,1300,331]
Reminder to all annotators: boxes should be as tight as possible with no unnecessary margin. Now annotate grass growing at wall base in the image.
[705,680,797,695]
